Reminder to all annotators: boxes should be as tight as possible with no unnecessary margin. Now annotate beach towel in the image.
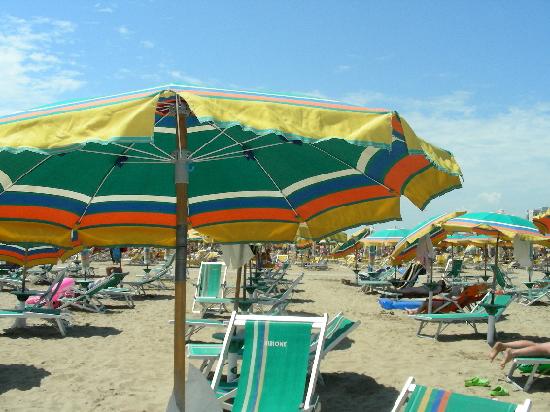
[26,277,75,308]
[416,234,435,271]
[220,244,254,269]
[513,237,532,268]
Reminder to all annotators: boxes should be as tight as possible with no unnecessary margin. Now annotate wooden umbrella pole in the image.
[173,95,189,411]
[492,234,500,289]
[234,266,243,311]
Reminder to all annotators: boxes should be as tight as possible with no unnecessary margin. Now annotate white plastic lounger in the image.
[506,357,550,392]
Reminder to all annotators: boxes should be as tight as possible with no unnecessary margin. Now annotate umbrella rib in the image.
[308,144,395,193]
[0,155,52,194]
[188,123,228,158]
[77,148,168,162]
[193,141,288,162]
[253,157,300,219]
[75,145,135,225]
[150,142,175,160]
[191,122,265,160]
[111,143,171,161]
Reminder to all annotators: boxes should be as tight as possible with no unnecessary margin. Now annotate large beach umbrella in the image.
[0,85,462,410]
[390,211,466,265]
[533,210,550,235]
[440,233,510,280]
[361,228,410,246]
[0,243,80,268]
[389,211,466,313]
[443,212,546,285]
[0,242,82,290]
[331,227,370,258]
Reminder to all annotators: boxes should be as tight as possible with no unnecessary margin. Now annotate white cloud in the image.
[341,89,550,221]
[335,64,351,73]
[169,71,205,85]
[117,25,132,36]
[141,40,154,49]
[0,16,84,114]
[478,192,502,205]
[94,3,114,13]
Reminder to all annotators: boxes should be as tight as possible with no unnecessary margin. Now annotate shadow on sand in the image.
[0,364,50,395]
[133,294,175,301]
[319,372,399,411]
[1,324,122,340]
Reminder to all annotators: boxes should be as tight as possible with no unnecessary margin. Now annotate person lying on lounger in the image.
[405,283,488,315]
[490,340,550,368]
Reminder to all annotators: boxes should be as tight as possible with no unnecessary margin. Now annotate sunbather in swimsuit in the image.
[490,340,550,369]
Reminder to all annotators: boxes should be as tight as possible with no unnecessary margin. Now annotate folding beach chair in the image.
[192,262,227,315]
[188,311,359,378]
[59,271,129,312]
[210,312,327,411]
[137,252,175,280]
[392,376,532,412]
[0,271,72,336]
[413,293,514,340]
[515,282,550,306]
[506,357,550,392]
[0,269,23,290]
[444,259,463,282]
[491,264,516,289]
[121,264,172,295]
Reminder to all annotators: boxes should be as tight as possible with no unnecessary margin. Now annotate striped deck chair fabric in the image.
[212,313,326,411]
[392,377,532,412]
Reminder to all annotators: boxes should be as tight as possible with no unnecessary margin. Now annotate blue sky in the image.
[1,1,549,229]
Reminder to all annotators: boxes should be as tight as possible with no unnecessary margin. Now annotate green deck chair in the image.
[506,357,550,392]
[188,312,359,378]
[491,265,516,290]
[122,262,173,294]
[59,271,128,312]
[210,312,327,411]
[192,262,227,315]
[445,259,464,281]
[392,376,532,411]
[414,293,514,340]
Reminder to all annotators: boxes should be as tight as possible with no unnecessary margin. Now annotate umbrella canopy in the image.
[361,228,410,246]
[443,212,544,242]
[390,211,466,264]
[533,210,550,235]
[0,86,462,247]
[0,243,81,268]
[0,85,463,410]
[440,233,504,246]
[331,227,370,258]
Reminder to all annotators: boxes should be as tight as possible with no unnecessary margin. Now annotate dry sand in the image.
[0,261,548,411]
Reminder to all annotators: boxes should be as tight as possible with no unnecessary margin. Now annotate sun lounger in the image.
[506,357,550,392]
[304,258,329,270]
[59,271,128,312]
[413,293,514,340]
[210,312,327,411]
[392,376,532,411]
[122,264,172,295]
[0,272,72,336]
[515,282,550,306]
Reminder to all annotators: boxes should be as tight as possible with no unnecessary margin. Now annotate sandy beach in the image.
[0,261,548,411]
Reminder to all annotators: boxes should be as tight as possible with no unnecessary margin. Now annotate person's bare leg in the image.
[490,340,536,362]
[500,342,550,369]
